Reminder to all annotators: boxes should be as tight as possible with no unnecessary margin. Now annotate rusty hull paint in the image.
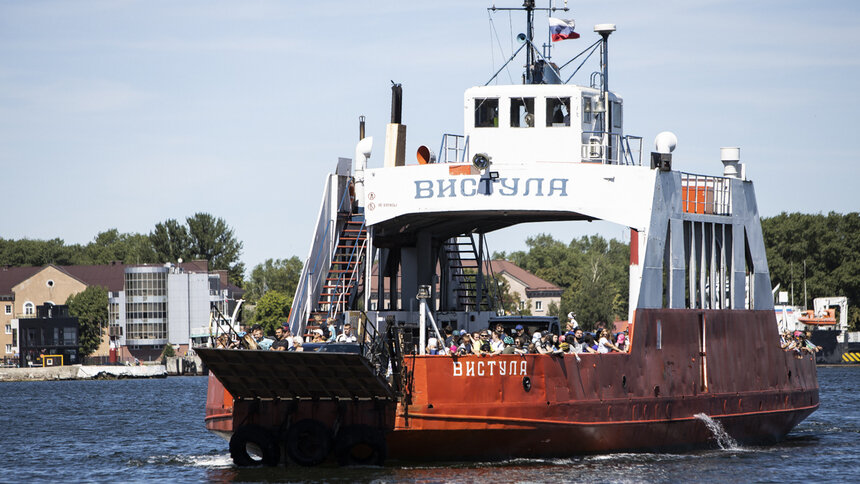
[388,309,818,459]
[204,372,233,437]
[202,309,818,460]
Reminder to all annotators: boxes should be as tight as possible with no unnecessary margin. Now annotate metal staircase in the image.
[309,213,367,330]
[444,234,498,312]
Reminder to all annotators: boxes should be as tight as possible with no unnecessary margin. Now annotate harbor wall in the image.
[0,364,167,382]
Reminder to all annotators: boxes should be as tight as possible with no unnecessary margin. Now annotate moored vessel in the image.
[197,1,819,467]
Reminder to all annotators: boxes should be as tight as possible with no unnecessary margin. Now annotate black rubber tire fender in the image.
[284,419,333,466]
[334,424,387,466]
[229,424,280,467]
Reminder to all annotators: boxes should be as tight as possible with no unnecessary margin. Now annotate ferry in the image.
[196,1,819,467]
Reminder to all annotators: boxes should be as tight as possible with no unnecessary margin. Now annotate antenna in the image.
[488,0,569,84]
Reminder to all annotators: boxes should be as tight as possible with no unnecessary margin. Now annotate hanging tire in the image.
[285,419,333,466]
[229,424,280,467]
[334,425,387,466]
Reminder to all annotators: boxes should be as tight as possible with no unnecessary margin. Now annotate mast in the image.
[488,0,569,85]
[524,0,535,84]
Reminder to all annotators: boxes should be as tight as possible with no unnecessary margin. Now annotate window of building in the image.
[46,279,55,288]
[4,304,11,315]
[23,302,35,315]
[510,97,535,127]
[5,344,11,354]
[546,97,571,127]
[474,98,499,128]
[535,301,543,311]
[5,324,10,334]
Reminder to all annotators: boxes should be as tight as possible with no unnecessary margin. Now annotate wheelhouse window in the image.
[510,97,535,127]
[474,98,499,128]
[612,101,623,129]
[546,97,571,127]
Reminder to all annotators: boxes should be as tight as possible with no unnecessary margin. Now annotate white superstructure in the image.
[288,12,775,342]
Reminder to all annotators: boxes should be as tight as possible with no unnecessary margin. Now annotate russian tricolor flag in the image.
[549,17,579,42]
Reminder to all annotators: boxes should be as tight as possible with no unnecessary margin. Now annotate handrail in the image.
[329,227,367,318]
[680,172,732,216]
[580,131,642,166]
[438,134,469,164]
[289,174,353,336]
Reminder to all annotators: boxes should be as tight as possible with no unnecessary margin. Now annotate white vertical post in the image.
[418,297,427,355]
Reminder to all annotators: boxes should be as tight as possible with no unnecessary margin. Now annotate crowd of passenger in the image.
[214,316,357,352]
[425,322,630,357]
[214,315,631,357]
[780,330,821,359]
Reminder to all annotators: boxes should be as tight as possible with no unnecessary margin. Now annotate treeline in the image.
[0,213,245,285]
[762,212,860,328]
[493,212,860,331]
[495,234,630,331]
[4,211,857,332]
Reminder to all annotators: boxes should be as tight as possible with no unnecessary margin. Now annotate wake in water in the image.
[694,413,742,450]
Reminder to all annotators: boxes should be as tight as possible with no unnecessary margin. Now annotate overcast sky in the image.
[2,0,858,273]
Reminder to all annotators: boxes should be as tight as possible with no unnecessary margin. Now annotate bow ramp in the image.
[196,347,393,400]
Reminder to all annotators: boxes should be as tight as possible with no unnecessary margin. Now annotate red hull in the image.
[204,309,818,462]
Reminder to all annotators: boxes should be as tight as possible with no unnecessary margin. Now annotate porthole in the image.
[522,376,531,392]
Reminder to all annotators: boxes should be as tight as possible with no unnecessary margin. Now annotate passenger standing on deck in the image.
[336,322,358,343]
[291,336,304,351]
[597,329,623,353]
[514,324,526,341]
[270,325,291,351]
[426,337,441,355]
[502,336,517,354]
[615,332,629,352]
[251,324,273,350]
[471,332,483,354]
[490,331,505,354]
[326,317,337,343]
[478,331,493,355]
[457,333,475,355]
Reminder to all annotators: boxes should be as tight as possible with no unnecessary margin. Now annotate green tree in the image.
[244,257,303,303]
[83,229,157,265]
[491,275,518,315]
[762,211,860,329]
[66,286,109,358]
[150,219,191,263]
[0,238,82,266]
[251,290,292,334]
[498,233,630,331]
[161,344,176,359]
[185,213,245,285]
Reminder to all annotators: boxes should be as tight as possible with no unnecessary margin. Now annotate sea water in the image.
[0,366,857,483]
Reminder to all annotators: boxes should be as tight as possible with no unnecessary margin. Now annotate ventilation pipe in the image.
[384,83,406,168]
[720,147,744,179]
[354,136,373,204]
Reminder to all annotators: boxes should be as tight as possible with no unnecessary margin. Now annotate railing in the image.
[327,231,367,319]
[680,173,732,216]
[438,134,469,164]
[288,173,353,337]
[581,131,643,165]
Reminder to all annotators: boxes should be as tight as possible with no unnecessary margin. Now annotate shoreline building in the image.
[487,260,562,316]
[1,261,241,365]
[367,259,561,316]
